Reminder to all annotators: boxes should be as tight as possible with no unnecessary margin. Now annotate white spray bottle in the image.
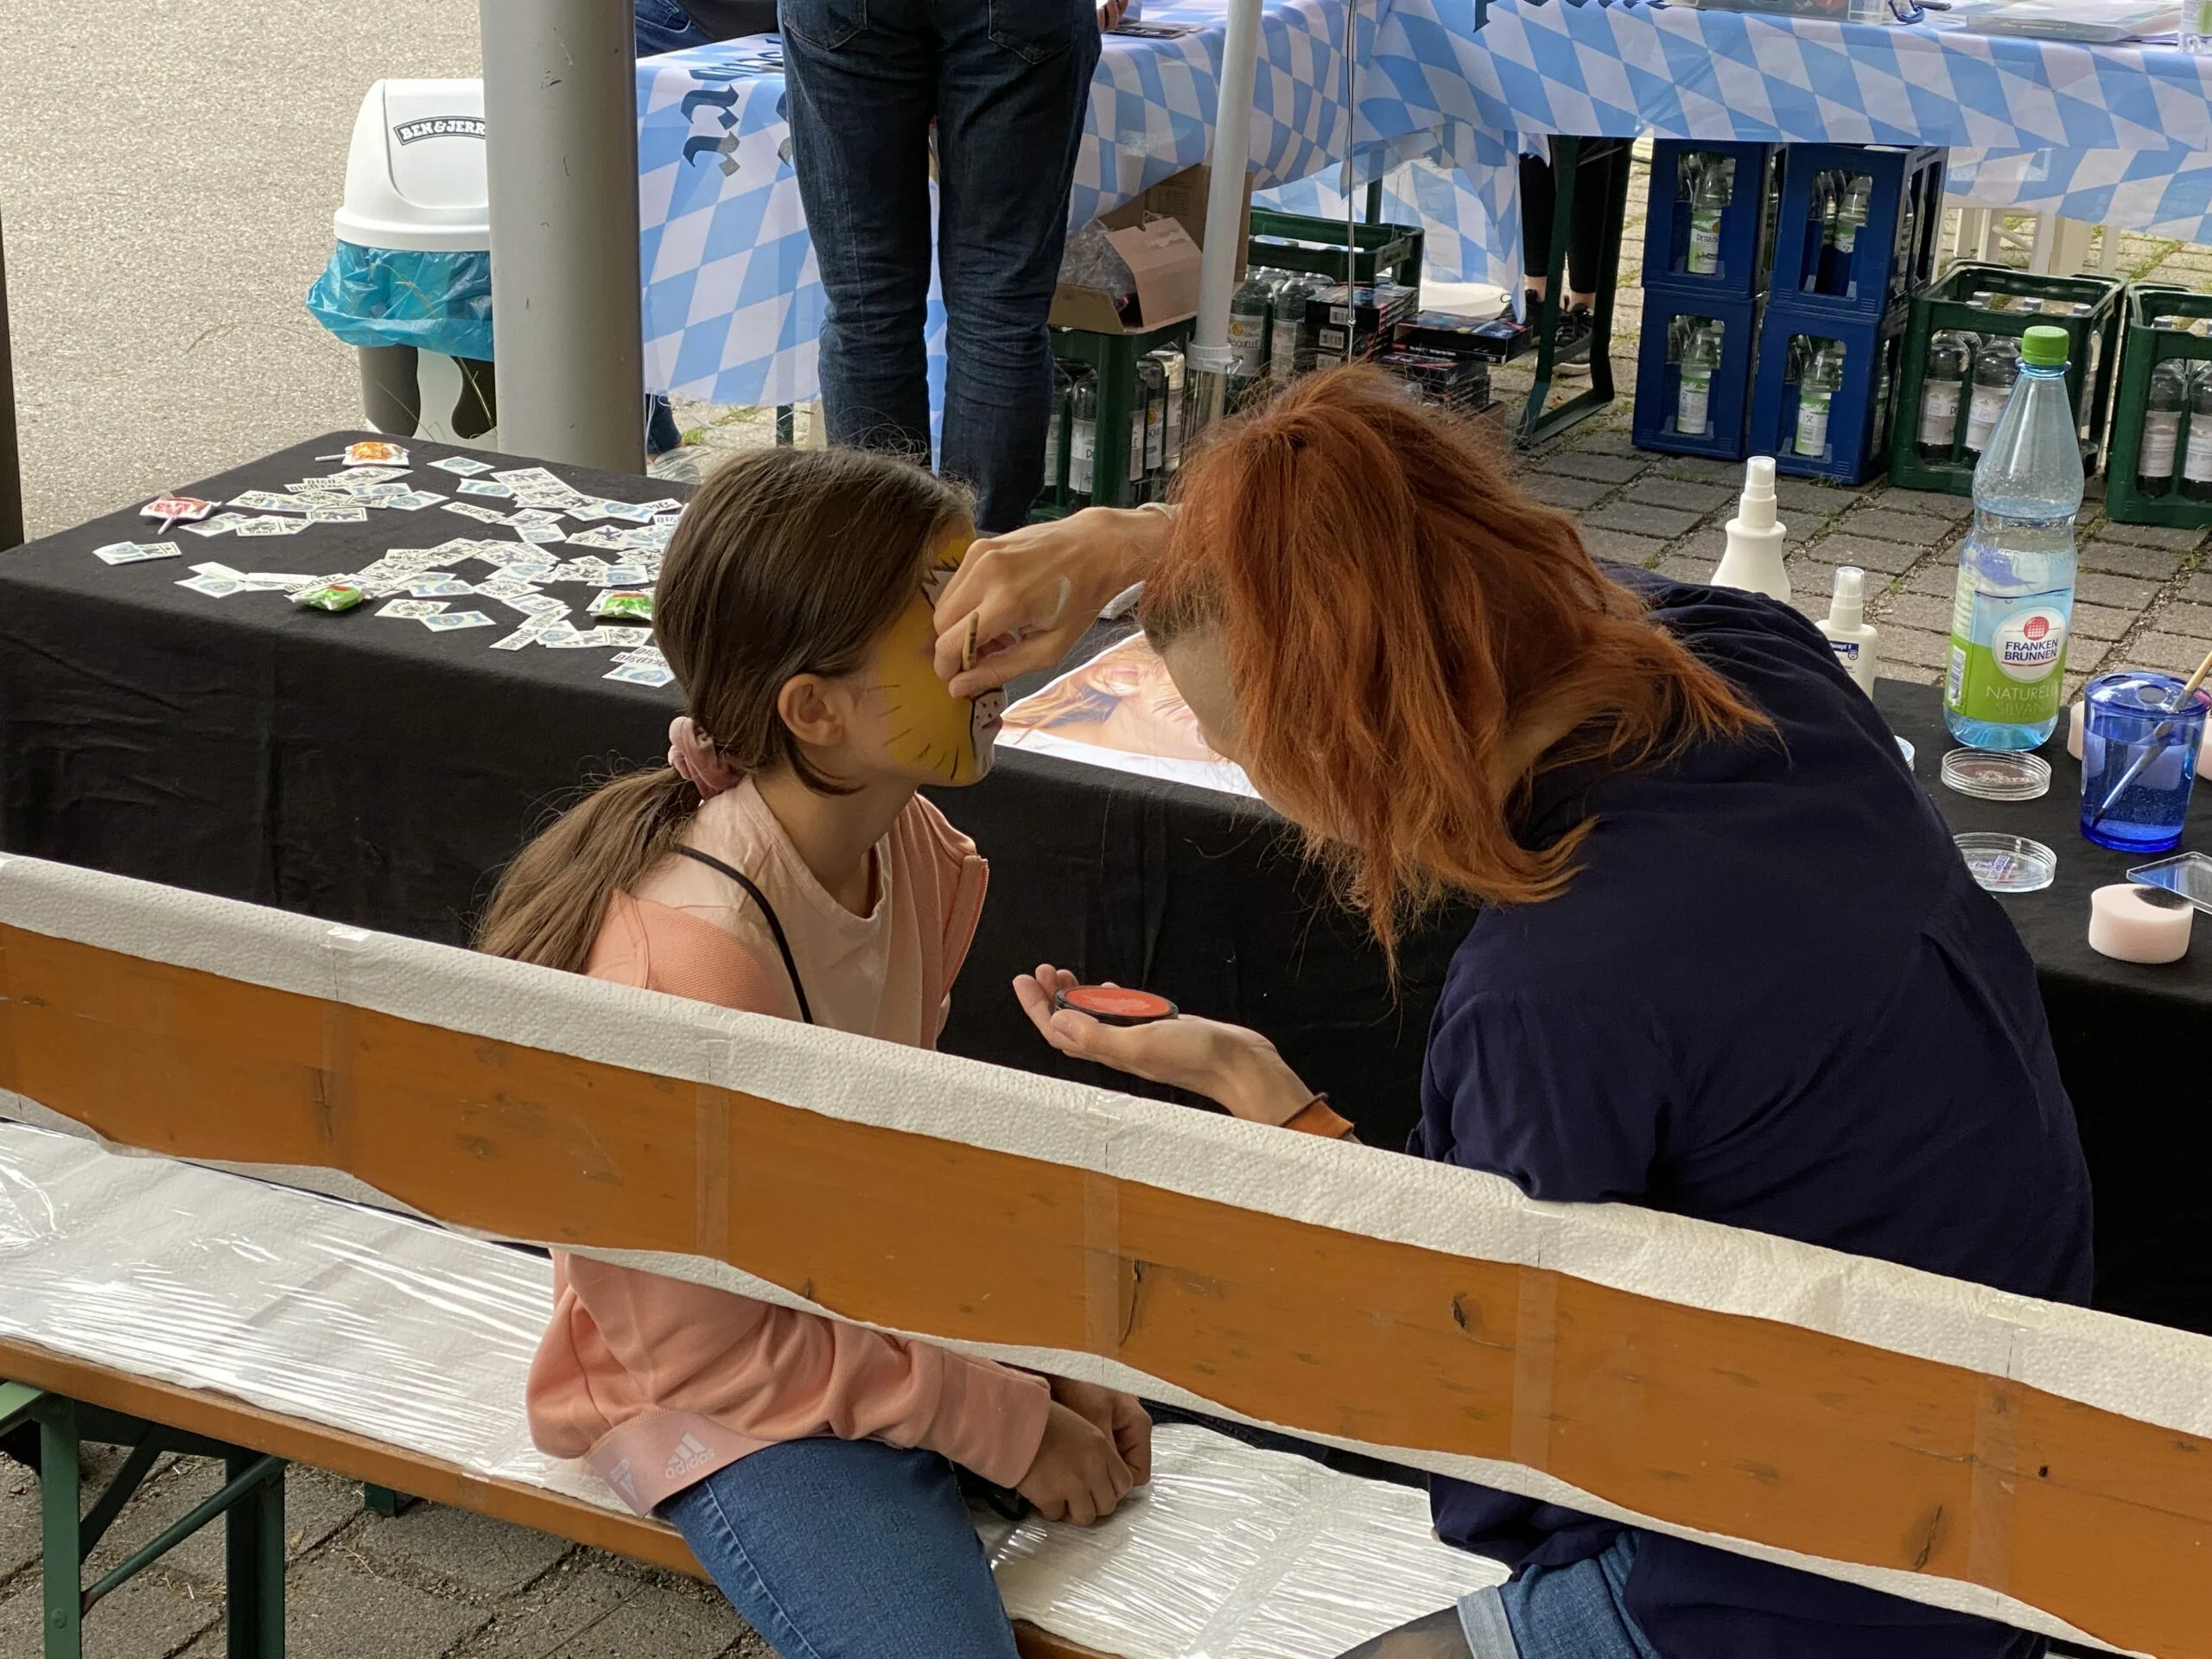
[1817,565,1881,696]
[1709,454,1789,603]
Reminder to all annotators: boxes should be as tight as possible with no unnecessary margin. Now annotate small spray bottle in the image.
[1817,565,1880,696]
[1710,454,1789,602]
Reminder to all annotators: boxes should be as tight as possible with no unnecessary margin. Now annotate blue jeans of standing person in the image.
[661,1437,1020,1658]
[780,0,1101,531]
[636,0,713,55]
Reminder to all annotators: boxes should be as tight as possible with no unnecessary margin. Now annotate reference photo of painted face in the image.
[868,528,1004,786]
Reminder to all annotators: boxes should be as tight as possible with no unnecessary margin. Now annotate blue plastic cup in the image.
[2079,670,2210,853]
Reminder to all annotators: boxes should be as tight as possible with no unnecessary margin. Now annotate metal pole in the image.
[479,0,646,473]
[0,209,24,551]
[1186,0,1266,437]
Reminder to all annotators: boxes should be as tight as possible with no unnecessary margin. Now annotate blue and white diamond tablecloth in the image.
[636,0,2212,406]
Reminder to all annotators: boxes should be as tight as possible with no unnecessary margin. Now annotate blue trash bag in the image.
[306,241,495,363]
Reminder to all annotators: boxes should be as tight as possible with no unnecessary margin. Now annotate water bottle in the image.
[1805,172,1839,295]
[1135,353,1166,502]
[2185,0,2212,52]
[1794,340,1844,460]
[1228,273,1274,390]
[1151,348,1185,474]
[1942,325,2082,752]
[2185,368,2212,503]
[1687,157,1728,276]
[1043,366,1070,502]
[1916,333,1969,459]
[2138,359,2189,496]
[1676,320,1719,436]
[1963,336,2022,458]
[1067,370,1097,509]
[1269,274,1317,382]
[1830,175,1872,297]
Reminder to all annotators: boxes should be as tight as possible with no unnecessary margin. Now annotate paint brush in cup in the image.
[2085,644,2212,829]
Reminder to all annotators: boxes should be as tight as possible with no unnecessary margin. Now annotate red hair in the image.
[1141,365,1764,963]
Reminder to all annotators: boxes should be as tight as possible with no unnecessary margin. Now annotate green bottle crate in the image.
[1034,317,1195,518]
[1246,209,1424,290]
[2102,284,2212,529]
[1885,261,2123,498]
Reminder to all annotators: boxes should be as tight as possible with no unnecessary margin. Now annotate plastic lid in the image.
[1737,456,1777,531]
[2020,324,2069,368]
[1941,747,2051,802]
[1955,833,2057,894]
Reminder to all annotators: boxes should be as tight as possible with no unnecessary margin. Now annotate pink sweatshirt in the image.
[524,781,1053,1516]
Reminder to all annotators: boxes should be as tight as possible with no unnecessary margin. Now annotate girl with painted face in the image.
[478,446,1147,1659]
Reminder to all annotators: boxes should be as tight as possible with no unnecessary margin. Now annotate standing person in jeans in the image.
[781,0,1102,532]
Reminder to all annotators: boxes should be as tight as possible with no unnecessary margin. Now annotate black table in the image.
[3,433,2204,1332]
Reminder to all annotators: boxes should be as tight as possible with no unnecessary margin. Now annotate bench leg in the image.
[225,1452,286,1659]
[362,1484,418,1518]
[39,1402,81,1659]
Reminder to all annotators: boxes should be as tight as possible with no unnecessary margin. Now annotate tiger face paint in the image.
[869,530,1003,785]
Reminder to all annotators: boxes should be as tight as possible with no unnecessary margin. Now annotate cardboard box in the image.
[1050,164,1251,336]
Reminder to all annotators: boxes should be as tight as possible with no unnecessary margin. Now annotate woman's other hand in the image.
[1050,1376,1153,1485]
[1014,963,1318,1125]
[1016,1402,1135,1526]
[1097,0,1129,27]
[931,507,1172,700]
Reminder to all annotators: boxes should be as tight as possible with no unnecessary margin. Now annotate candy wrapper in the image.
[143,494,215,534]
[589,590,654,621]
[290,580,366,613]
[320,440,410,467]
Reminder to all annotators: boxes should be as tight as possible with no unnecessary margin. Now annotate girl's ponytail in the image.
[478,768,698,972]
[475,444,970,975]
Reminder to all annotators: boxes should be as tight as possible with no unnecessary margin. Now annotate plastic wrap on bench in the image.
[0,1121,1503,1659]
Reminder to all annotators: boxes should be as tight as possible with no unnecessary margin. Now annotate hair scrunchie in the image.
[667,715,745,800]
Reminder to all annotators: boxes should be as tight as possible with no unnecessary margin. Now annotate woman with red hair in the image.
[933,366,2088,1659]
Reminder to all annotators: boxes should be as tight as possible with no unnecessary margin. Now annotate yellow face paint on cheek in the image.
[872,537,1003,785]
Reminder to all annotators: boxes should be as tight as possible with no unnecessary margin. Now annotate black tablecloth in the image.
[3,433,2204,1331]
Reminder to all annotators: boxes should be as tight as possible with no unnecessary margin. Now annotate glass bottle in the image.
[1687,156,1729,276]
[2184,367,2212,502]
[1963,337,2023,458]
[1135,353,1167,497]
[1831,174,1873,297]
[2138,359,2189,496]
[1151,347,1185,474]
[1676,319,1720,436]
[1228,272,1274,387]
[1916,333,1970,460]
[1066,369,1097,509]
[1269,273,1317,382]
[1794,340,1845,460]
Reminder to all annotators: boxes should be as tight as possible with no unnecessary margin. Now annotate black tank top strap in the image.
[671,845,816,1026]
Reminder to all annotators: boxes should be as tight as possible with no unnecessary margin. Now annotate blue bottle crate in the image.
[1632,292,1758,461]
[1641,142,1776,301]
[1769,144,1945,320]
[1749,299,1909,485]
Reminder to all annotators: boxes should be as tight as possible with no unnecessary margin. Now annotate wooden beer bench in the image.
[3,853,2210,1659]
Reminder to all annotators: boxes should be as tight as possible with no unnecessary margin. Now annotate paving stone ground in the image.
[0,1450,773,1659]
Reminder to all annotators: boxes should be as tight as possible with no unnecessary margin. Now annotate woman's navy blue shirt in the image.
[1416,577,2093,1659]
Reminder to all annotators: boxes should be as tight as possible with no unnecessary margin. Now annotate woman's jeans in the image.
[662,1437,1020,1659]
[1459,1534,1663,1659]
[780,0,1101,531]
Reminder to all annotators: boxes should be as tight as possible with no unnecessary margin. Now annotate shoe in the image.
[1553,304,1595,378]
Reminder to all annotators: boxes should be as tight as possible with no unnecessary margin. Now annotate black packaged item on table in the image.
[1306,283,1421,369]
[1379,346,1492,414]
[1395,308,1533,364]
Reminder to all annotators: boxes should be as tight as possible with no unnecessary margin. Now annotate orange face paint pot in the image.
[1052,985,1179,1027]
